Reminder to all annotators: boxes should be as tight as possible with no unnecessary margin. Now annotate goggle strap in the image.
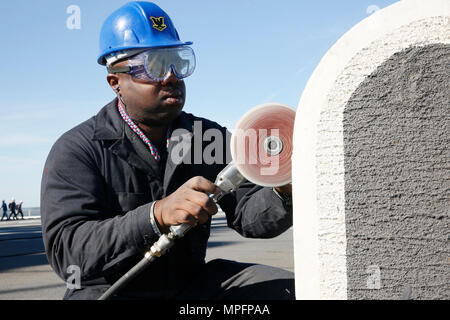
[107,66,132,74]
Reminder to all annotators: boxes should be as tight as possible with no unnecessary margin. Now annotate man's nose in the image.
[161,68,179,85]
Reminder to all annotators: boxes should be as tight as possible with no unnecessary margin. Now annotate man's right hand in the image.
[153,176,221,234]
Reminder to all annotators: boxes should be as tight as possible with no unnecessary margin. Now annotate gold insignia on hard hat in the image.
[150,16,167,31]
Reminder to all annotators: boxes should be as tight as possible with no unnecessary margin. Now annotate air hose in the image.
[98,224,191,300]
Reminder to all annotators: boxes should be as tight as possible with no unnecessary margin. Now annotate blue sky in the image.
[0,0,398,207]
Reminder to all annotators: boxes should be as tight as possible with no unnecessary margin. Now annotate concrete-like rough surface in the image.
[314,17,449,299]
[343,44,450,299]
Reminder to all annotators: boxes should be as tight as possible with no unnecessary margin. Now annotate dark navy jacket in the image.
[40,99,292,299]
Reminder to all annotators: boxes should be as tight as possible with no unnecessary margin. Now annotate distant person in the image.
[8,198,17,220]
[1,200,8,221]
[17,200,24,220]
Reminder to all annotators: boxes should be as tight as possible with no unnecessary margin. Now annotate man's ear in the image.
[107,74,120,93]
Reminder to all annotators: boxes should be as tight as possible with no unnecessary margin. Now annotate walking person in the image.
[17,200,24,220]
[1,200,8,221]
[8,198,17,220]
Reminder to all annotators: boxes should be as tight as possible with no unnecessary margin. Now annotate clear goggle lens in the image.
[129,46,196,82]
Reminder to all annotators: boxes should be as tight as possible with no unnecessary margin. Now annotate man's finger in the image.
[185,189,218,216]
[179,201,210,225]
[185,176,220,195]
[175,209,198,227]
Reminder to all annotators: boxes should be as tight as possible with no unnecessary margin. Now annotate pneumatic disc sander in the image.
[230,103,296,187]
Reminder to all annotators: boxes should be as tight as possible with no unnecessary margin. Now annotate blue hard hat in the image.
[97,1,192,65]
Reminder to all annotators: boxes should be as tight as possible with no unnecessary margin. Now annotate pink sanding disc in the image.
[231,103,296,187]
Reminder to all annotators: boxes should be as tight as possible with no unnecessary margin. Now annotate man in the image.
[41,1,294,300]
[8,198,17,221]
[16,200,24,220]
[1,200,8,221]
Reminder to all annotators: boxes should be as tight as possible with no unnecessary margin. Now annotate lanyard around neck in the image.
[117,100,171,162]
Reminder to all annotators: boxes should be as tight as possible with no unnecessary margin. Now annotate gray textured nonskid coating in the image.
[343,44,450,300]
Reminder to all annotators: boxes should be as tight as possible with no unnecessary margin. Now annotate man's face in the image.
[108,59,186,127]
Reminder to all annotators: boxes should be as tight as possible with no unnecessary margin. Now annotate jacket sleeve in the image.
[218,183,292,239]
[216,127,293,238]
[40,132,158,283]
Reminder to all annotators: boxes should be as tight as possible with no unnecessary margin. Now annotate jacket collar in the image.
[92,98,124,141]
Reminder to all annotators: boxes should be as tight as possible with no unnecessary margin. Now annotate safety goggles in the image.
[107,46,196,82]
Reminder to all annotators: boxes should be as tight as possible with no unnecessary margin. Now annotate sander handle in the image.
[169,192,223,238]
